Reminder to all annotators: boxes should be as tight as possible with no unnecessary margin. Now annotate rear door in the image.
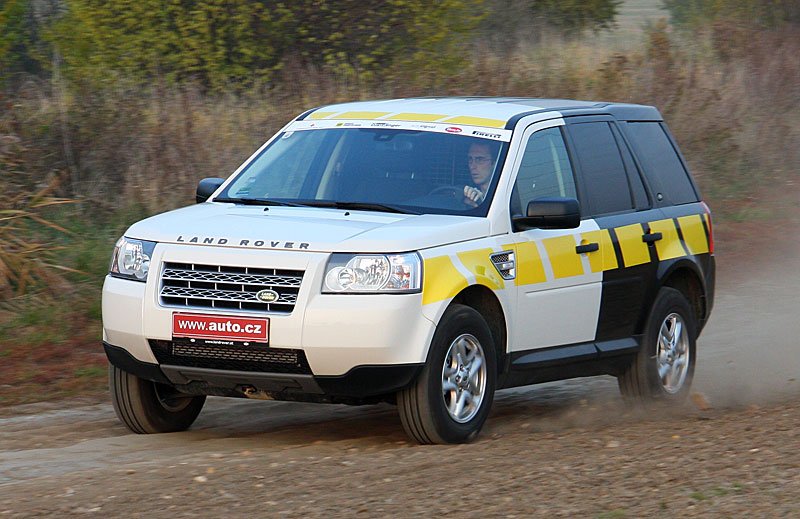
[564,117,662,342]
[622,120,713,316]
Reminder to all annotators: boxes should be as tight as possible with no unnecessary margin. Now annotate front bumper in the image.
[104,342,422,399]
[102,243,437,377]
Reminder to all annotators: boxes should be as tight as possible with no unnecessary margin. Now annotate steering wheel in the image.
[428,185,462,198]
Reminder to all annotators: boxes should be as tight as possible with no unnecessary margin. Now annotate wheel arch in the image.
[655,259,708,330]
[449,285,508,379]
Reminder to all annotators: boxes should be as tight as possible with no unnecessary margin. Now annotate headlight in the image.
[323,252,422,293]
[109,237,156,282]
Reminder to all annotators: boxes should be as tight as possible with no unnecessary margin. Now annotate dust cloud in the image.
[693,243,800,408]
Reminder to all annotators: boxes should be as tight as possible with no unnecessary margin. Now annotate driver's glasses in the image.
[468,155,492,165]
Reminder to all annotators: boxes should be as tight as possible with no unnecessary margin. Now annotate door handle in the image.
[642,232,663,243]
[575,242,599,254]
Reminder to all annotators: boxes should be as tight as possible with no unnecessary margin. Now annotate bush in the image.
[48,0,483,90]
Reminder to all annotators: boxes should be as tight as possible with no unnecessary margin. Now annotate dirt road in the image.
[2,249,799,517]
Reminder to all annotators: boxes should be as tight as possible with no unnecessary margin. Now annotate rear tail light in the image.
[701,201,714,254]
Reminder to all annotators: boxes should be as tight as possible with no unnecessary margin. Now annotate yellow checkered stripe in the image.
[422,213,710,305]
[307,110,508,129]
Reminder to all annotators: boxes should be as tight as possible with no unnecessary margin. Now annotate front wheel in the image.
[109,364,206,433]
[618,287,697,402]
[398,304,497,444]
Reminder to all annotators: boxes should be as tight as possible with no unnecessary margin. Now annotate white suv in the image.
[103,97,715,444]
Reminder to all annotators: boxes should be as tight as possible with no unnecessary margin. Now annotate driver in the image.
[463,141,498,207]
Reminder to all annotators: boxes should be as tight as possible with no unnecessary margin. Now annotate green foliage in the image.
[712,486,730,497]
[0,0,38,80]
[5,0,622,88]
[531,0,621,34]
[74,366,106,378]
[49,0,290,88]
[274,0,484,80]
[0,0,64,83]
[663,0,800,29]
[50,0,483,89]
[597,511,627,519]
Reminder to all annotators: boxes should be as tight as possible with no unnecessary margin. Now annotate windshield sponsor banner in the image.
[173,313,269,343]
[287,120,512,142]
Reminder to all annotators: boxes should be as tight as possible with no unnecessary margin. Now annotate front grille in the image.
[160,262,303,314]
[149,339,312,374]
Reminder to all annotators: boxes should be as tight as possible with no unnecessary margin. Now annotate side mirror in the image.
[512,197,580,231]
[196,178,225,204]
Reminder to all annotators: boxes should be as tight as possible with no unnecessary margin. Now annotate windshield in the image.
[219,127,510,216]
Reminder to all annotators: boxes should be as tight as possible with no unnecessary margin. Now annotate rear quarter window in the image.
[625,122,698,205]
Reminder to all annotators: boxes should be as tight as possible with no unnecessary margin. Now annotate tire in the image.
[398,304,497,444]
[618,287,697,403]
[109,364,206,433]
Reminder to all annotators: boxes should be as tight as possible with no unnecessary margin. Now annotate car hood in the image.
[125,203,491,253]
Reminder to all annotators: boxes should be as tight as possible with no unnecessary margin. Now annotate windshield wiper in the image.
[213,197,307,207]
[303,200,419,215]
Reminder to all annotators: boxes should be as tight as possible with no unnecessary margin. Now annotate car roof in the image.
[299,97,662,129]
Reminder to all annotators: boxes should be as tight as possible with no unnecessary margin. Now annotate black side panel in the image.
[593,210,662,341]
[502,338,639,389]
[513,343,596,367]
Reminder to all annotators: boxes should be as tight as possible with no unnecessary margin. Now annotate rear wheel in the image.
[109,364,205,433]
[398,304,497,444]
[618,287,697,402]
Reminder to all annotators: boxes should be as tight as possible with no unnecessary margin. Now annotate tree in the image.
[49,0,292,88]
[663,0,800,29]
[530,0,621,34]
[0,0,61,81]
[475,0,621,50]
[48,0,483,89]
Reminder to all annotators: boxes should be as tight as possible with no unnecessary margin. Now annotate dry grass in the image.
[0,134,79,299]
[461,23,799,215]
[4,23,798,216]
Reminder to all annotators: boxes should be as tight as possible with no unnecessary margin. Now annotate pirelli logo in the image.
[422,212,711,305]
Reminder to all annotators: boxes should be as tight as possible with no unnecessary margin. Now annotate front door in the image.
[506,122,604,351]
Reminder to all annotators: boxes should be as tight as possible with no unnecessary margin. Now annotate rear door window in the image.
[567,121,634,216]
[611,124,650,210]
[625,122,698,205]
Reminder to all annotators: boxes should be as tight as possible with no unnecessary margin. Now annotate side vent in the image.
[490,250,516,280]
